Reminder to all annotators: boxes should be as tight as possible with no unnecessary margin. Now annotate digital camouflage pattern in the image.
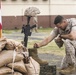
[50,18,76,69]
[24,7,40,17]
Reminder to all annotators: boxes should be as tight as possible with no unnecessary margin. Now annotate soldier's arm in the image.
[34,27,59,48]
[60,26,76,40]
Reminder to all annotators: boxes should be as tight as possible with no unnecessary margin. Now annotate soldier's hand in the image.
[34,43,39,48]
[56,36,62,42]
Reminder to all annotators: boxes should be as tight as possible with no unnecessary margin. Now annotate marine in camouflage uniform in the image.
[34,15,76,74]
[54,18,76,68]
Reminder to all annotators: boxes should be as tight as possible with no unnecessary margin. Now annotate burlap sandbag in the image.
[5,72,23,75]
[5,39,24,52]
[0,67,12,75]
[0,50,24,68]
[0,40,7,51]
[25,57,40,75]
[7,60,27,73]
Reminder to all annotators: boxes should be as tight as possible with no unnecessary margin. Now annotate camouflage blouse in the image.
[50,18,76,39]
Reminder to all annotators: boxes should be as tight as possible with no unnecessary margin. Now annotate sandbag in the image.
[5,72,23,75]
[5,39,15,50]
[7,60,27,73]
[0,67,12,75]
[0,40,6,51]
[0,50,24,68]
[5,39,24,52]
[25,57,40,75]
[0,37,6,42]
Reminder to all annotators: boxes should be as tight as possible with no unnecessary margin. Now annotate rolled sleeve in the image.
[71,26,76,31]
[71,26,76,40]
[50,27,59,40]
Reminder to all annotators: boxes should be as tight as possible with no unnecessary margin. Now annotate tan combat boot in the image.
[59,65,75,74]
[28,48,48,66]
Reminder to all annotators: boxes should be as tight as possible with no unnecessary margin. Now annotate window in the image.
[43,0,48,1]
[1,0,6,1]
[22,0,27,1]
[12,0,16,1]
[33,0,37,1]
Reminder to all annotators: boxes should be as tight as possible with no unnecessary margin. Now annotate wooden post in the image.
[0,1,2,38]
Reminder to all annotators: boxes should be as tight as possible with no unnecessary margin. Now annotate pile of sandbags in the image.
[0,37,40,75]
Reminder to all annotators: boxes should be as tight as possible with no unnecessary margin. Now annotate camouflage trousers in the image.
[61,39,76,69]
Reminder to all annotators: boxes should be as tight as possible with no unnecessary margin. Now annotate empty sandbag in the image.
[0,50,24,68]
[0,67,12,75]
[5,39,24,52]
[7,60,27,73]
[25,57,40,75]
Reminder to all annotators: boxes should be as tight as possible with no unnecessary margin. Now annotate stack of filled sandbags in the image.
[0,37,40,75]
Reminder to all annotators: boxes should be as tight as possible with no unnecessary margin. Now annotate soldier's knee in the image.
[64,39,70,44]
[65,39,70,42]
[64,39,71,47]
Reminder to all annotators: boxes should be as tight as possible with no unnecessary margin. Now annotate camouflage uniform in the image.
[24,7,40,17]
[24,7,40,32]
[50,18,76,69]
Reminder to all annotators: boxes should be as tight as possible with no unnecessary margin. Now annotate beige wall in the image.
[2,5,50,16]
[50,0,76,15]
[2,0,76,16]
[2,0,49,5]
[2,0,49,16]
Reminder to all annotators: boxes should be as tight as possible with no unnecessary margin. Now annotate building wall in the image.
[51,0,76,15]
[2,0,49,16]
[1,0,76,29]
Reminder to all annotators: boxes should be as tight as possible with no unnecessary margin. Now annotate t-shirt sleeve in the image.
[50,27,59,39]
[70,18,76,26]
[70,26,76,40]
[71,26,76,31]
